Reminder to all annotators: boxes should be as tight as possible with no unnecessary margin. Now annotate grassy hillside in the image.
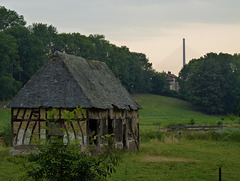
[133,94,231,127]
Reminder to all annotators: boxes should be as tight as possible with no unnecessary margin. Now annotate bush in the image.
[0,123,11,146]
[189,118,195,125]
[228,113,236,121]
[24,108,121,181]
[25,138,120,181]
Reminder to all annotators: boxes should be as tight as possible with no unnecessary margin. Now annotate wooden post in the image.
[86,109,89,145]
[178,131,181,144]
[11,109,13,147]
[219,167,221,181]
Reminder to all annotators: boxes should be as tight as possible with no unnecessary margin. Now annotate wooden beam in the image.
[29,120,38,144]
[70,121,76,141]
[11,109,13,147]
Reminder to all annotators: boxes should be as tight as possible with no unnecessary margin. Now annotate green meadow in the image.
[134,94,233,127]
[0,94,240,180]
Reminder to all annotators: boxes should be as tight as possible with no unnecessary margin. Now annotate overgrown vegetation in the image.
[24,108,121,181]
[0,123,11,146]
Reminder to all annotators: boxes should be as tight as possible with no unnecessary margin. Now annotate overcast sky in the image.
[1,0,240,74]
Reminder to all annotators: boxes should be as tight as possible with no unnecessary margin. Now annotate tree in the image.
[29,23,58,56]
[151,71,170,95]
[178,53,240,114]
[5,26,46,84]
[0,31,21,100]
[0,6,26,30]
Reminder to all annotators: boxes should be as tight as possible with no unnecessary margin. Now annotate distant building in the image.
[167,71,179,91]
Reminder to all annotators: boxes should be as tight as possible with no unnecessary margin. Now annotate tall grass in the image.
[184,130,240,142]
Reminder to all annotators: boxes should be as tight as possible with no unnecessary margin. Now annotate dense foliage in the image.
[0,6,169,100]
[178,53,240,114]
[25,138,120,181]
[25,108,121,181]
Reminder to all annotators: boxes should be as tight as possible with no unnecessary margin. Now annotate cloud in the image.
[2,0,240,35]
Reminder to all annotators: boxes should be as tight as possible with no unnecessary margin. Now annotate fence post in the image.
[219,167,221,181]
[178,131,181,144]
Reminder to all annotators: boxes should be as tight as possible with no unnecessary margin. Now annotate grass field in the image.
[108,94,240,180]
[0,94,240,180]
[110,139,240,181]
[133,94,234,128]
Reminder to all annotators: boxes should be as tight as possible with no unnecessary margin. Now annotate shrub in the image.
[220,116,225,120]
[24,108,121,181]
[228,113,236,121]
[25,138,120,181]
[217,121,223,126]
[189,118,195,125]
[0,123,11,146]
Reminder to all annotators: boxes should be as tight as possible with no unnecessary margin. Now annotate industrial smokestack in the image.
[183,38,186,66]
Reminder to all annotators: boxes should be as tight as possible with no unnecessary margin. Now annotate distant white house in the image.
[167,71,179,91]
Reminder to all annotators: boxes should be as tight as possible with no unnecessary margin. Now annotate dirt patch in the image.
[141,156,198,162]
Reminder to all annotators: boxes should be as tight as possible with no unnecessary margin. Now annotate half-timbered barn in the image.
[6,51,141,154]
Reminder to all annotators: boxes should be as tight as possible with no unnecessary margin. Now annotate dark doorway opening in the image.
[123,124,127,148]
[108,119,114,134]
[88,119,98,145]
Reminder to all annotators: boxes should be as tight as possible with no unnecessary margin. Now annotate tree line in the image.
[0,6,170,101]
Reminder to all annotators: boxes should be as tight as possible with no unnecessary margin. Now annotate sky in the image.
[1,0,240,75]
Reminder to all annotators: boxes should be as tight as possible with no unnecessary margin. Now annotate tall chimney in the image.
[183,38,186,66]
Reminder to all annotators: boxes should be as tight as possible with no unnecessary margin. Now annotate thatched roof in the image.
[6,52,141,110]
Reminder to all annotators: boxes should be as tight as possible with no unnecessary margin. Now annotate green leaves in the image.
[0,6,170,100]
[179,53,240,114]
[0,6,26,30]
[25,108,121,181]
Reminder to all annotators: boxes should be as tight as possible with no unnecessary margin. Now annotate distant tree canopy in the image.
[0,6,26,30]
[0,6,170,101]
[178,53,240,114]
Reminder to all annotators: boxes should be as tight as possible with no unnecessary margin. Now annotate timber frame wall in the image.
[11,107,139,151]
